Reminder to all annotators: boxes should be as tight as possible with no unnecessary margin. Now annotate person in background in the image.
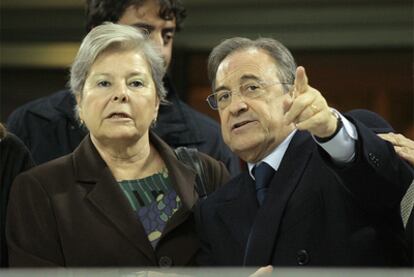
[195,37,412,267]
[7,23,229,267]
[6,0,240,176]
[0,123,34,267]
[379,133,414,167]
[379,132,414,265]
[346,110,414,265]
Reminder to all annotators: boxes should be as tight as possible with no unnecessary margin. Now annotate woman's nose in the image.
[112,84,128,102]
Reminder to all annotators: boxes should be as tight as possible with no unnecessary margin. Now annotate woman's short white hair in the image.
[70,22,167,107]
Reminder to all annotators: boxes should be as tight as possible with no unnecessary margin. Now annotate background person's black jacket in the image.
[0,132,34,267]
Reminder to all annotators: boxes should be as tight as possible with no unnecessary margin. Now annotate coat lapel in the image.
[244,131,314,265]
[215,173,259,249]
[73,136,156,263]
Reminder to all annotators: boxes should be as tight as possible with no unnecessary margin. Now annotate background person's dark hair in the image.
[85,0,187,32]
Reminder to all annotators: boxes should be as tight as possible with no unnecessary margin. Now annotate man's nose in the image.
[150,32,164,48]
[149,32,167,65]
[228,93,248,115]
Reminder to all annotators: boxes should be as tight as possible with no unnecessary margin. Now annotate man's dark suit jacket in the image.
[195,110,413,267]
[6,132,230,267]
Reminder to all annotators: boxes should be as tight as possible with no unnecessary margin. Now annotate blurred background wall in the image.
[1,0,413,137]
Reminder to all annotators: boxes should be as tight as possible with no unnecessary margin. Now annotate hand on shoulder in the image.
[378,133,414,166]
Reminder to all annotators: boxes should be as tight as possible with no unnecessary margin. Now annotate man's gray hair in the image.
[207,37,297,93]
[70,22,167,104]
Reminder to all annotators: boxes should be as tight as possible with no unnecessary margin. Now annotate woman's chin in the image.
[96,132,141,144]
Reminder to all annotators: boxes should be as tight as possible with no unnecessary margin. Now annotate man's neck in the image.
[247,129,297,179]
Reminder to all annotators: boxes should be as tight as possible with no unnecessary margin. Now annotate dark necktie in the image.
[253,162,274,206]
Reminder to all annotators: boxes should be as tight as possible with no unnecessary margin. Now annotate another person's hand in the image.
[284,66,337,138]
[378,133,414,166]
[249,265,273,276]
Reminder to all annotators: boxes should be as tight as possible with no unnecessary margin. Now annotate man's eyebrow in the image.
[163,27,176,33]
[240,74,262,83]
[214,85,230,93]
[214,74,262,93]
[130,23,155,34]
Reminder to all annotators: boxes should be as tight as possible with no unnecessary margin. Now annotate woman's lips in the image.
[107,112,131,119]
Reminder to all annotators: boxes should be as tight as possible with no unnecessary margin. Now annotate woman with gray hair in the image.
[6,23,229,267]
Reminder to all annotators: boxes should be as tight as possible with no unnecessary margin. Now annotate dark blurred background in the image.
[1,0,413,137]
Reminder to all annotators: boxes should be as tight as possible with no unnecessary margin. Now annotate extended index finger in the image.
[293,66,308,97]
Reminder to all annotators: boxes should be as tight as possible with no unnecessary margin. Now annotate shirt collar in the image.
[248,129,297,180]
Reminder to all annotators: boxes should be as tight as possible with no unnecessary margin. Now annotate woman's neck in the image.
[91,134,164,181]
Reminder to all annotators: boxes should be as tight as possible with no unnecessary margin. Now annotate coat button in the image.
[296,249,310,265]
[368,153,380,167]
[159,256,173,267]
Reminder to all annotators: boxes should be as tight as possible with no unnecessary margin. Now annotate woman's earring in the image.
[151,117,157,128]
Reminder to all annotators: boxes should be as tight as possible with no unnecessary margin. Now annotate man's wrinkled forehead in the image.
[215,48,277,87]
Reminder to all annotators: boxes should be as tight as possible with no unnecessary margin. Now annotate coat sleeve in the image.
[194,200,215,266]
[6,109,29,148]
[194,153,230,265]
[319,110,413,215]
[6,171,64,267]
